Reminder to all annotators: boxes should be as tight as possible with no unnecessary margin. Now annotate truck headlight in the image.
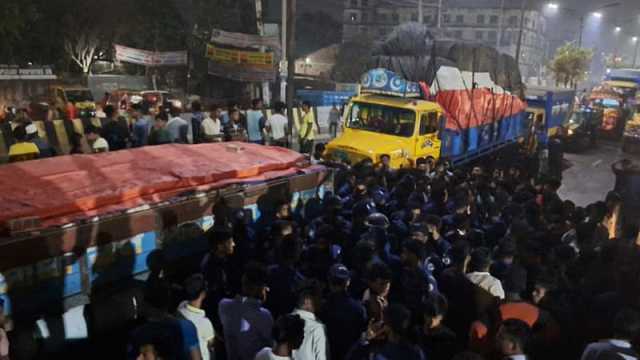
[568,129,574,135]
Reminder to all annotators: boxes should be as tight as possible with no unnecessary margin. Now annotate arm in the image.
[312,326,329,360]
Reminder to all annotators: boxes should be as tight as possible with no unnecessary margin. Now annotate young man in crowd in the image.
[246,98,266,145]
[148,111,173,145]
[266,102,289,148]
[581,308,640,360]
[291,282,329,360]
[299,101,315,154]
[101,105,130,151]
[219,263,273,360]
[255,314,305,360]
[85,124,110,153]
[167,106,189,143]
[466,247,505,300]
[177,274,215,360]
[201,105,223,142]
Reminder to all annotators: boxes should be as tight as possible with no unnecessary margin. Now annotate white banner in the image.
[209,29,280,50]
[114,44,187,66]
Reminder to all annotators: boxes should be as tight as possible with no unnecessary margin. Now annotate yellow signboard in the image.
[206,44,274,66]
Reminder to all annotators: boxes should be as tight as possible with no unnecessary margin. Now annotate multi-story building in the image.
[342,0,549,80]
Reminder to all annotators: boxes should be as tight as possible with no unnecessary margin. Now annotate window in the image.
[501,31,511,46]
[420,113,439,135]
[378,28,387,36]
[477,14,485,24]
[378,13,387,22]
[475,31,483,40]
[456,15,464,24]
[362,0,368,6]
[348,102,417,137]
[411,13,418,21]
[443,14,451,23]
[455,30,463,39]
[362,12,368,22]
[360,27,367,34]
[508,16,517,26]
[424,15,432,24]
[350,0,357,8]
[488,31,497,41]
[350,13,357,22]
[392,12,399,23]
[524,18,530,27]
[531,20,536,29]
[490,15,498,25]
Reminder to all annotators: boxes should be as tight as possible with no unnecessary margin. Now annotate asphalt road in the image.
[559,140,640,207]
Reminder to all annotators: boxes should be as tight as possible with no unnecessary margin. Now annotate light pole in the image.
[633,36,639,68]
[546,2,620,48]
[515,0,527,67]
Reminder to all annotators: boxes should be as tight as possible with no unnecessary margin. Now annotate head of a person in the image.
[613,308,640,341]
[169,106,181,118]
[155,111,169,128]
[275,201,292,220]
[252,98,263,110]
[423,293,448,330]
[191,101,202,113]
[410,222,429,244]
[302,101,311,113]
[383,304,412,341]
[314,143,325,155]
[495,238,517,263]
[25,123,39,141]
[424,215,442,237]
[296,280,323,314]
[104,104,116,119]
[496,319,531,357]
[274,101,286,114]
[531,272,556,305]
[328,263,351,292]
[242,262,269,301]
[13,125,29,142]
[401,239,425,268]
[183,273,207,304]
[468,247,492,273]
[273,314,306,351]
[84,124,100,142]
[276,233,302,265]
[230,108,241,122]
[503,265,527,301]
[208,104,220,119]
[366,262,392,298]
[208,230,235,257]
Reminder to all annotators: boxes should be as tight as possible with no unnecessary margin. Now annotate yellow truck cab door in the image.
[415,111,442,161]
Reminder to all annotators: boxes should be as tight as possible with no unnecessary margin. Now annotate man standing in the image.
[292,283,329,360]
[219,263,273,360]
[581,308,640,360]
[101,105,130,151]
[266,102,289,147]
[466,247,505,300]
[255,314,305,360]
[178,274,215,360]
[329,104,341,138]
[167,106,189,143]
[247,99,266,145]
[201,105,223,142]
[191,101,205,144]
[25,124,55,157]
[299,101,315,154]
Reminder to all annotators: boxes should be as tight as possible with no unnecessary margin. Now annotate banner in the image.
[209,29,280,50]
[206,44,274,66]
[114,44,187,66]
[208,62,276,82]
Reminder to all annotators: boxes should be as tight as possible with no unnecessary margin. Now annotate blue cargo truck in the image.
[524,87,576,146]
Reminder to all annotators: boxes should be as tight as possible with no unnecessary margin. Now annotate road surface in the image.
[559,140,640,207]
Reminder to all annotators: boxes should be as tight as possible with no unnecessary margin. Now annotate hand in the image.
[365,318,387,341]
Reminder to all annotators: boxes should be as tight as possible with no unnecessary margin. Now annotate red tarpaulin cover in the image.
[435,89,527,131]
[0,143,311,228]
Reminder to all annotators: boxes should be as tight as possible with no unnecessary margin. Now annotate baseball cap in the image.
[328,263,351,281]
[25,124,38,135]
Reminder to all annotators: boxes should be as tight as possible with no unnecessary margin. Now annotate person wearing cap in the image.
[85,124,110,153]
[25,123,55,158]
[219,263,273,360]
[8,125,40,162]
[466,247,505,300]
[320,264,367,360]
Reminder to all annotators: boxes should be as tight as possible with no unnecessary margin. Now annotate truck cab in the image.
[525,87,575,147]
[51,86,96,118]
[324,94,443,168]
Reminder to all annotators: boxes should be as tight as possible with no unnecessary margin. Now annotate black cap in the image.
[329,263,351,281]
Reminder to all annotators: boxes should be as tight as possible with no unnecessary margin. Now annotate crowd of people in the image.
[1,98,345,163]
[117,148,640,360]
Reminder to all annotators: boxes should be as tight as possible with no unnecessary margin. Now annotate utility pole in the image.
[280,0,287,101]
[634,37,640,68]
[286,0,297,146]
[418,0,423,24]
[515,0,526,71]
[578,15,584,47]
[436,0,443,28]
[496,0,505,48]
[255,0,271,105]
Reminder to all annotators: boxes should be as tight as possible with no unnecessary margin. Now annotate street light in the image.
[615,26,621,33]
[547,3,559,10]
[592,12,603,19]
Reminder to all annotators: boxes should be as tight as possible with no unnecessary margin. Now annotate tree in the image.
[331,35,375,83]
[64,33,100,75]
[548,43,593,88]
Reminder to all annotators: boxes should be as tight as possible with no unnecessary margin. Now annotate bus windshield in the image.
[347,102,416,137]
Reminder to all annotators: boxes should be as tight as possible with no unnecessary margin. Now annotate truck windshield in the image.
[66,90,94,103]
[347,102,416,137]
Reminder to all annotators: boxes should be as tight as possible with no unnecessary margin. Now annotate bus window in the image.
[420,112,439,135]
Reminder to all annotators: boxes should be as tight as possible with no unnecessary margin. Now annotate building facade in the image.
[342,0,549,80]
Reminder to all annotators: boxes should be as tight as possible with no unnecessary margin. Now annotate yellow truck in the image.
[324,68,529,169]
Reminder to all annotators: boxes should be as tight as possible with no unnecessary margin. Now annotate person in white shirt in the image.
[266,102,289,148]
[167,106,189,143]
[255,314,305,360]
[292,284,329,360]
[201,105,223,142]
[177,274,215,360]
[466,247,505,299]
